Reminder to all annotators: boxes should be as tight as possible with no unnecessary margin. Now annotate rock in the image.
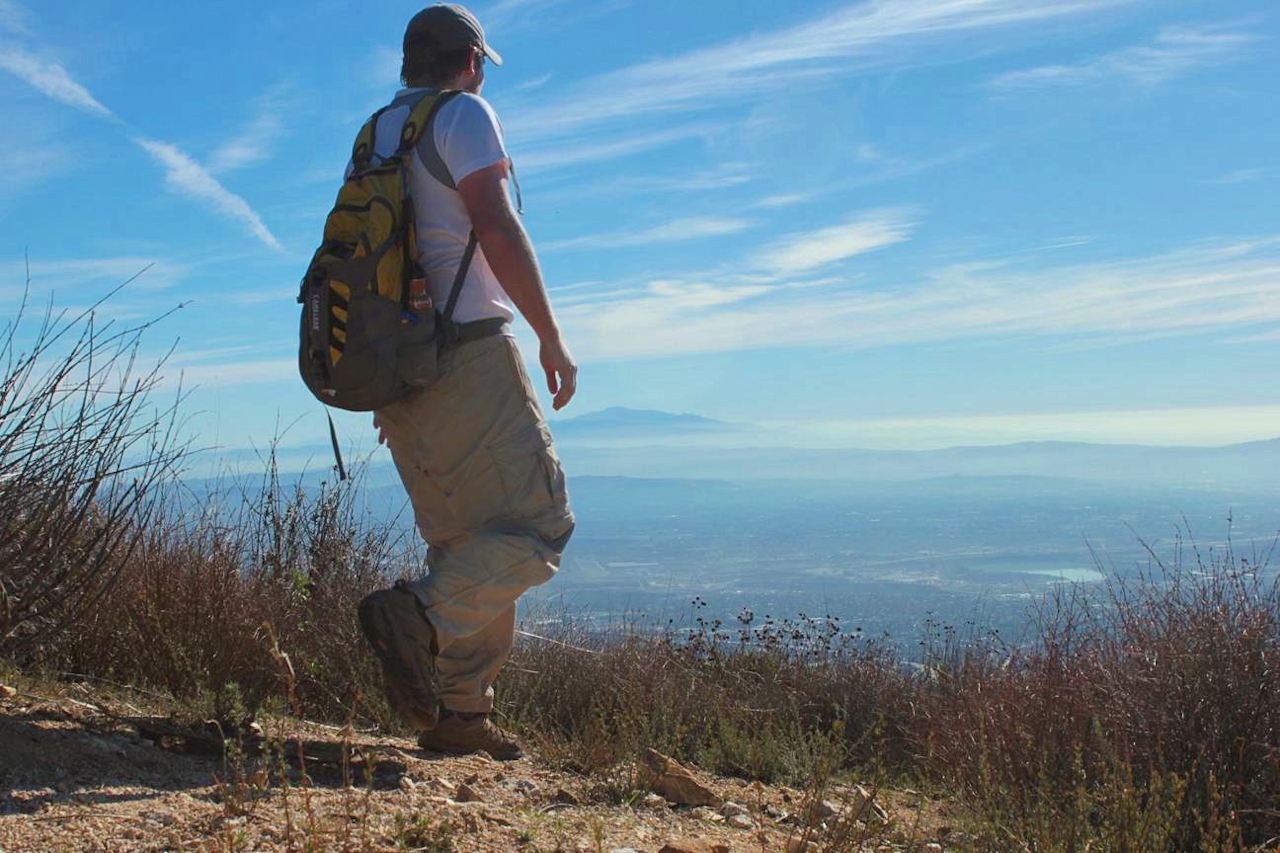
[553,787,581,805]
[785,840,818,853]
[844,784,890,826]
[658,840,731,853]
[464,772,481,785]
[0,684,16,699]
[727,814,755,830]
[807,800,840,826]
[638,748,721,808]
[923,844,944,853]
[719,801,749,818]
[641,792,669,809]
[483,809,516,827]
[454,782,484,803]
[513,779,538,795]
[398,776,417,791]
[610,849,644,853]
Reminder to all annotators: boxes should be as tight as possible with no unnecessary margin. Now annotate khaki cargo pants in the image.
[375,333,574,714]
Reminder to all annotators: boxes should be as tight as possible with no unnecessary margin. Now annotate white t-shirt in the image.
[354,88,515,325]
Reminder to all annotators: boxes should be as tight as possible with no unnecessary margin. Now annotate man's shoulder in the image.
[439,91,501,124]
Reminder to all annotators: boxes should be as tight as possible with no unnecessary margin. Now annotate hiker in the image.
[356,3,577,761]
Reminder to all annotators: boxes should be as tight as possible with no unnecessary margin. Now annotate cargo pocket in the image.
[490,422,568,523]
[433,445,507,534]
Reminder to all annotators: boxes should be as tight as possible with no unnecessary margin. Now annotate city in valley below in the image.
[228,408,1280,652]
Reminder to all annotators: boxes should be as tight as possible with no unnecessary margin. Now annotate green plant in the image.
[392,812,456,852]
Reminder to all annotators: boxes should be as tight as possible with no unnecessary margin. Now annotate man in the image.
[356,4,576,761]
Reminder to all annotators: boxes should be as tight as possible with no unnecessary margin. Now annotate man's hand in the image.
[540,336,577,411]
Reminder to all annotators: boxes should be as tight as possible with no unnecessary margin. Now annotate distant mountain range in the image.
[556,438,1280,492]
[545,408,1280,492]
[548,406,750,443]
[214,407,1280,494]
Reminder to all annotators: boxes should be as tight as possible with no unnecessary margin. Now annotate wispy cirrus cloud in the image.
[207,82,291,174]
[159,357,296,391]
[0,47,113,116]
[134,138,283,251]
[754,208,919,275]
[545,216,752,251]
[516,124,714,173]
[1203,168,1265,186]
[507,0,1140,142]
[751,193,815,210]
[483,0,633,37]
[0,256,187,305]
[989,24,1255,90]
[1,17,282,249]
[0,0,32,35]
[559,236,1280,361]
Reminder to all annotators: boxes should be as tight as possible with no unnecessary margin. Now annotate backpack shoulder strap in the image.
[398,90,465,190]
[350,104,395,172]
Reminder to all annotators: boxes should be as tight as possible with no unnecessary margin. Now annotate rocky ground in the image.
[0,679,964,853]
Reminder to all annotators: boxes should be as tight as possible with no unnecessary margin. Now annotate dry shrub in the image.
[498,606,916,786]
[0,277,185,653]
[46,454,421,725]
[917,528,1279,850]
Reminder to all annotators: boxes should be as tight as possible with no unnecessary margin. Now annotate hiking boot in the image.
[357,581,439,732]
[417,710,523,761]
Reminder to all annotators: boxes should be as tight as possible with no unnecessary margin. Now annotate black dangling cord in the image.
[327,410,347,481]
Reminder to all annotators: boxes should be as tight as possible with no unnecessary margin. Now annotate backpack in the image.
[297,90,477,418]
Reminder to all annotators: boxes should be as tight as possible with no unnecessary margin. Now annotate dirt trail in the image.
[0,682,956,853]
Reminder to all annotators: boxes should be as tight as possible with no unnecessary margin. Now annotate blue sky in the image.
[1,0,1277,460]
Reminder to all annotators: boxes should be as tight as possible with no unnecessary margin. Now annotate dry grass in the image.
[915,529,1280,851]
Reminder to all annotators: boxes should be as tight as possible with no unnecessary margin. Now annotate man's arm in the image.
[457,160,577,411]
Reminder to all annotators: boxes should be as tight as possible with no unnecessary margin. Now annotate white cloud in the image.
[764,405,1280,450]
[0,47,113,116]
[990,24,1255,90]
[754,208,918,274]
[0,112,71,201]
[751,193,814,210]
[507,0,1138,142]
[1203,168,1265,186]
[208,83,291,174]
[0,0,32,35]
[517,124,713,173]
[134,137,283,252]
[484,0,633,37]
[512,72,554,92]
[160,357,296,390]
[558,236,1280,361]
[545,216,752,251]
[0,257,185,295]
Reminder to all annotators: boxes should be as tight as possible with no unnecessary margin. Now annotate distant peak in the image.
[559,407,733,427]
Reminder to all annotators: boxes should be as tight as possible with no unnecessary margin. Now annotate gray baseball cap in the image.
[403,4,503,67]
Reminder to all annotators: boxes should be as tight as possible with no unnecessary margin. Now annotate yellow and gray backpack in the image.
[298,90,477,420]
